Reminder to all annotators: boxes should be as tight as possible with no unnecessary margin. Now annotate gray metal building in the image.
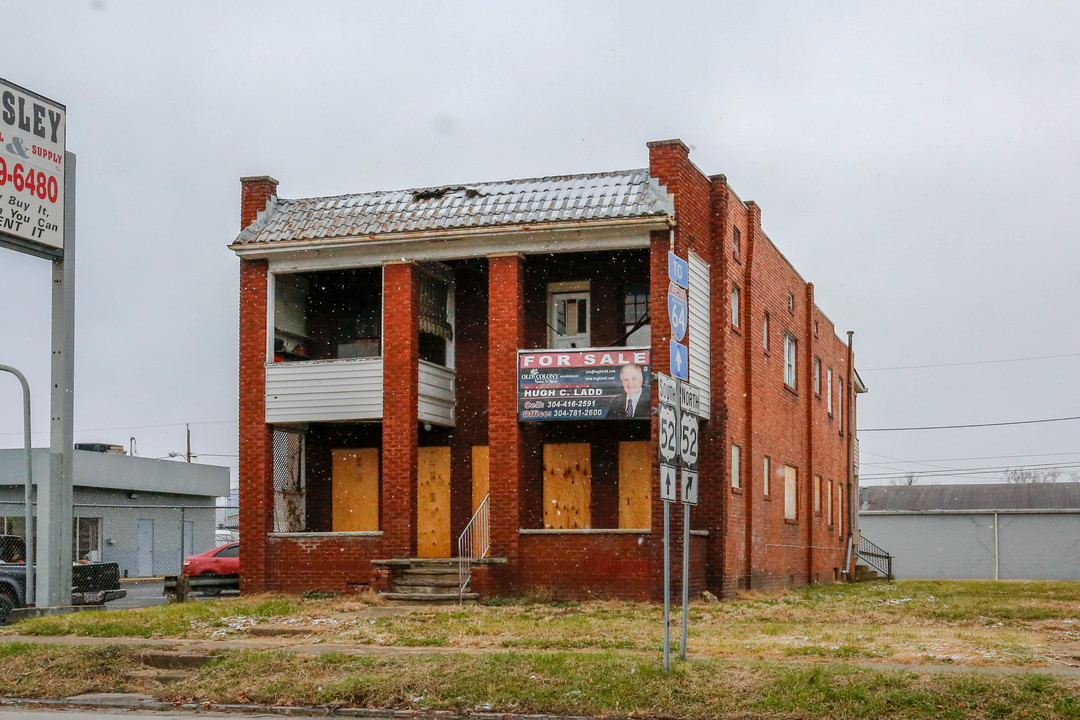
[859,482,1080,581]
[0,448,230,577]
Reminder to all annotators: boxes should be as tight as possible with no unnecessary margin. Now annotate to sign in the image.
[681,469,699,505]
[668,251,688,289]
[658,404,678,463]
[661,463,677,503]
[679,412,699,470]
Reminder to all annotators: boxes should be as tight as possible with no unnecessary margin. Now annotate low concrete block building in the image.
[0,448,230,577]
[859,483,1080,581]
[231,139,865,600]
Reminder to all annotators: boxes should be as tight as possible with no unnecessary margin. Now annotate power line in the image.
[860,415,1080,432]
[0,419,236,437]
[862,351,1080,372]
[860,459,1080,480]
[860,450,1080,468]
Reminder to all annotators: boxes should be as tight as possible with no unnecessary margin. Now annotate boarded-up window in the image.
[731,444,741,489]
[813,475,822,513]
[784,465,797,521]
[827,479,834,527]
[618,441,650,529]
[543,443,591,529]
[417,447,452,557]
[838,484,844,537]
[332,448,379,532]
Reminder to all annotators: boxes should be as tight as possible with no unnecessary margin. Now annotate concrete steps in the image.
[374,559,476,605]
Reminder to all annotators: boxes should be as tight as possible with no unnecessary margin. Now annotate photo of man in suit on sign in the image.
[613,363,651,418]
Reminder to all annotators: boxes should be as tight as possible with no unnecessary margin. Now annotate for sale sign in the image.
[0,78,65,254]
[517,348,651,421]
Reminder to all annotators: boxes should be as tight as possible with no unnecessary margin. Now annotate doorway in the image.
[417,447,451,557]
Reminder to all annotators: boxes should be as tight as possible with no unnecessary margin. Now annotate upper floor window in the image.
[784,335,797,388]
[732,226,741,257]
[548,281,590,349]
[838,378,844,433]
[763,311,770,351]
[787,292,795,313]
[418,269,454,366]
[763,455,771,496]
[273,268,382,362]
[731,285,741,328]
[622,284,651,346]
[813,357,821,395]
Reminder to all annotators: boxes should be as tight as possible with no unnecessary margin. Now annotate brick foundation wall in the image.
[265,535,384,593]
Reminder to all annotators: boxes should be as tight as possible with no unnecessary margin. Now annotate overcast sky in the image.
[1,1,1078,491]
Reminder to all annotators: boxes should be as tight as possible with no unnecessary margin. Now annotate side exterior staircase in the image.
[854,534,894,581]
[380,559,479,605]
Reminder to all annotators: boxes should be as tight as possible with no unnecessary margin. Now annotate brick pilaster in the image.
[238,258,273,593]
[382,263,419,557]
[487,254,525,575]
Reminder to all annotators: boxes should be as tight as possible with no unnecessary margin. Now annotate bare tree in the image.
[890,472,918,486]
[1002,466,1061,484]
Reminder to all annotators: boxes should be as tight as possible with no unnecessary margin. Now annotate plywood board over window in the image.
[418,447,452,557]
[543,443,591,529]
[619,441,651,529]
[332,449,379,531]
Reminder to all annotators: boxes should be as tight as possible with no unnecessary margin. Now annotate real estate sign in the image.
[517,348,651,421]
[0,78,65,254]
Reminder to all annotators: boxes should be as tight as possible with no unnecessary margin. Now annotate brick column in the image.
[237,175,278,594]
[238,258,273,593]
[381,263,419,557]
[487,254,525,573]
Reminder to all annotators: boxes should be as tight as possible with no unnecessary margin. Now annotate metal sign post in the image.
[656,372,678,672]
[678,399,699,660]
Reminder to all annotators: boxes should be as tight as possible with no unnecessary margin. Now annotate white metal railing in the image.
[457,494,490,601]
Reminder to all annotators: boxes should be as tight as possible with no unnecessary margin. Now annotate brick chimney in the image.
[240,175,279,230]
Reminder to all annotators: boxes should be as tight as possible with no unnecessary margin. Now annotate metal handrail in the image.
[855,535,894,580]
[457,494,490,602]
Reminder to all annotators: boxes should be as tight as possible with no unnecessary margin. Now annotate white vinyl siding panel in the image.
[687,251,711,419]
[266,358,383,423]
[418,360,456,427]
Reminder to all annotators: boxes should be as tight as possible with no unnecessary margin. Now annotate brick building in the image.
[230,139,866,601]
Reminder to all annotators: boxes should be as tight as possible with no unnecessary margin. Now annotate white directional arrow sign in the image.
[681,469,699,505]
[661,463,677,503]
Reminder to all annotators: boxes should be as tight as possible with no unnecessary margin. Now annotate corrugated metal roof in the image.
[234,168,674,245]
[860,482,1080,512]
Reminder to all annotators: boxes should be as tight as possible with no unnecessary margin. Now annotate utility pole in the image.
[186,423,192,462]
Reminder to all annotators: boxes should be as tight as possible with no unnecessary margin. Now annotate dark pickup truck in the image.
[0,535,127,623]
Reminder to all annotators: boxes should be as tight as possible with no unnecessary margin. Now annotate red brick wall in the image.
[381,263,419,557]
[265,535,383,593]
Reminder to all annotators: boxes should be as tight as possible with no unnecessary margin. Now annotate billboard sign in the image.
[0,78,65,254]
[517,348,651,421]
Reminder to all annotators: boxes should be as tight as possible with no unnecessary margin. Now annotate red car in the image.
[183,542,239,577]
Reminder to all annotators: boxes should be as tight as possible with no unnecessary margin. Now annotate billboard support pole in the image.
[38,153,75,607]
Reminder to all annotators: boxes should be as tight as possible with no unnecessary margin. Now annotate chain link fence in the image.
[0,501,238,608]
